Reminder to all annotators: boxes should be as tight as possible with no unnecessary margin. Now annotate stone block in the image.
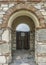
[36,29,46,41]
[1,4,8,8]
[0,35,1,40]
[0,43,10,54]
[35,54,38,63]
[20,63,30,65]
[44,16,46,23]
[9,4,14,8]
[35,11,43,18]
[41,11,46,15]
[0,21,2,24]
[36,44,46,53]
[0,7,2,11]
[0,14,3,18]
[44,3,46,7]
[38,57,46,62]
[34,3,43,9]
[0,29,3,35]
[2,29,10,42]
[6,54,12,63]
[13,44,16,48]
[40,9,45,12]
[3,8,9,11]
[0,19,3,22]
[38,62,46,65]
[0,56,6,63]
[3,64,8,65]
[0,11,5,15]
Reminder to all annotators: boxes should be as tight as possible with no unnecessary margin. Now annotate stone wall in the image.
[0,2,46,28]
[0,1,46,65]
[35,29,46,65]
[0,28,12,65]
[0,1,46,40]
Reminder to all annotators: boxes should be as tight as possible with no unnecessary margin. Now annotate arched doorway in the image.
[1,3,41,64]
[1,9,40,65]
[11,16,35,65]
[11,16,35,51]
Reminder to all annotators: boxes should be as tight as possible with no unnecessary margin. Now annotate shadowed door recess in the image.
[16,31,30,50]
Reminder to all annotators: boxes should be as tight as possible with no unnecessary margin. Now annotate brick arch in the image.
[2,3,40,28]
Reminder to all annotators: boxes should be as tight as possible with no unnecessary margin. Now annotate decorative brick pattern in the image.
[0,2,45,28]
[1,3,44,28]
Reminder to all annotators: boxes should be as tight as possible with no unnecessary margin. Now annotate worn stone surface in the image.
[0,29,3,35]
[2,29,10,42]
[1,4,8,8]
[38,62,46,65]
[38,57,46,62]
[34,3,42,9]
[36,44,46,53]
[0,11,5,15]
[0,43,10,54]
[0,14,3,18]
[3,7,9,11]
[41,11,46,15]
[9,50,36,65]
[0,56,6,63]
[6,54,12,63]
[9,4,15,8]
[3,64,9,65]
[0,2,45,28]
[36,29,46,42]
[0,1,46,65]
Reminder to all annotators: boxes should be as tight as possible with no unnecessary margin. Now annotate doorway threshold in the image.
[9,50,36,65]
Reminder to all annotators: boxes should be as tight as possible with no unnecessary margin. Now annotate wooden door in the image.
[16,32,22,49]
[16,32,30,50]
[24,32,30,49]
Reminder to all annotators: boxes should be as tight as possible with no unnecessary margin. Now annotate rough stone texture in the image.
[38,62,46,65]
[0,43,10,54]
[0,29,4,40]
[2,29,10,42]
[9,4,15,8]
[0,1,46,65]
[36,44,46,53]
[0,56,6,63]
[44,16,46,23]
[36,29,46,42]
[35,29,46,64]
[9,50,36,65]
[0,29,3,35]
[3,64,9,65]
[0,2,45,28]
[38,57,46,62]
[6,54,12,63]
